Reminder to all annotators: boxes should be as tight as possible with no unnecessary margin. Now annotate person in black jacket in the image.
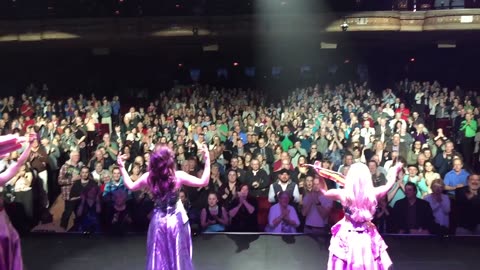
[244,159,270,197]
[392,182,435,234]
[455,174,480,235]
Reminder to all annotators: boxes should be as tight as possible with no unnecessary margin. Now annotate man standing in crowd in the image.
[58,151,83,230]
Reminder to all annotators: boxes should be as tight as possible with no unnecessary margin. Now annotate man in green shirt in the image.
[459,112,478,168]
[99,98,113,134]
[97,133,119,165]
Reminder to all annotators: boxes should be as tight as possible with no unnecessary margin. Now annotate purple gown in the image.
[327,211,392,270]
[0,208,23,270]
[146,191,193,270]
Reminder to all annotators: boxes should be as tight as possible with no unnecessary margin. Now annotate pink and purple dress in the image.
[0,207,23,270]
[328,208,392,270]
[146,191,193,270]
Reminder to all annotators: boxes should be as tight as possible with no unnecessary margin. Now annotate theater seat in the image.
[256,197,271,231]
[94,123,110,137]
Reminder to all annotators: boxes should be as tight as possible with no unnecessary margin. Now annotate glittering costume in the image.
[0,207,23,270]
[146,190,193,270]
[327,207,392,270]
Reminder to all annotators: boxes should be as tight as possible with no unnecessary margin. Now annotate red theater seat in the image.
[95,123,110,137]
[256,196,271,231]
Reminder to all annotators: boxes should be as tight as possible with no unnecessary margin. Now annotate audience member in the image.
[228,184,258,232]
[302,178,332,235]
[392,182,435,234]
[200,192,229,232]
[266,191,300,233]
[424,179,450,234]
[455,174,480,235]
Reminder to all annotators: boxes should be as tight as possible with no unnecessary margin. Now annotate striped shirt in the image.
[58,160,84,201]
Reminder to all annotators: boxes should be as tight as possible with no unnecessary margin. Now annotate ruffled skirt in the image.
[146,208,193,270]
[0,210,23,270]
[327,218,392,270]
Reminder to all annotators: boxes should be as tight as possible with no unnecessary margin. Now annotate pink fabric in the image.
[327,218,392,270]
[0,210,23,270]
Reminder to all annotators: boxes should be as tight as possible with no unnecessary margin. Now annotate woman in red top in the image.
[394,103,410,121]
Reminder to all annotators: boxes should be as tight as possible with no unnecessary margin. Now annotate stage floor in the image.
[22,233,478,270]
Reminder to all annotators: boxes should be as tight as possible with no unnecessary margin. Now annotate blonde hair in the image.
[343,163,377,222]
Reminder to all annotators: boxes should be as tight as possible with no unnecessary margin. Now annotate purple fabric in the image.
[146,202,193,270]
[0,210,23,270]
[327,218,392,270]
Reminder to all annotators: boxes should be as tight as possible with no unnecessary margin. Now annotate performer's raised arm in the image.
[117,154,148,191]
[117,143,210,191]
[374,162,404,199]
[0,133,36,186]
[176,143,210,188]
[0,134,25,158]
[304,161,346,202]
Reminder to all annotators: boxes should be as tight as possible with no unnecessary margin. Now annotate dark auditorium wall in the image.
[0,45,479,97]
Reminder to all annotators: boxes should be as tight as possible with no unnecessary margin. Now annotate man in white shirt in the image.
[360,120,375,147]
[268,168,300,204]
[302,178,333,234]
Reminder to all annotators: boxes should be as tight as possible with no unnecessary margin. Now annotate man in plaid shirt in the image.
[58,150,84,230]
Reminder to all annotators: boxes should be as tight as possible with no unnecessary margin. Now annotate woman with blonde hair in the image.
[306,160,403,269]
[424,179,450,233]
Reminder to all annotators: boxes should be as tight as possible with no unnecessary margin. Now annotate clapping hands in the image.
[281,208,290,219]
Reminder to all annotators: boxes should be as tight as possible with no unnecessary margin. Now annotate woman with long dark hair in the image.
[117,143,210,270]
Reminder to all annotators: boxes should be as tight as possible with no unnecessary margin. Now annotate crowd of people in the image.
[0,79,479,236]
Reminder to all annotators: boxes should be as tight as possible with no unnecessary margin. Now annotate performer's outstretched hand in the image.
[27,132,37,143]
[304,160,346,187]
[393,161,404,171]
[0,134,22,158]
[375,160,405,199]
[0,132,37,186]
[200,143,210,162]
[117,153,127,168]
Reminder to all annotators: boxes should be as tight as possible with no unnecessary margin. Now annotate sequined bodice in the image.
[344,206,370,227]
[153,190,179,213]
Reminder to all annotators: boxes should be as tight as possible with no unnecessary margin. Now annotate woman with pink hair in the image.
[306,160,403,269]
[117,143,210,270]
[0,133,36,270]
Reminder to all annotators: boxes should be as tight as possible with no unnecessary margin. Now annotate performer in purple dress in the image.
[306,161,403,270]
[117,143,210,270]
[0,133,36,270]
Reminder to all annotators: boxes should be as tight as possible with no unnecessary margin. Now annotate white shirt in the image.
[360,127,375,146]
[267,203,300,233]
[383,108,395,118]
[268,181,301,203]
[304,193,333,227]
[424,193,450,227]
[389,118,406,130]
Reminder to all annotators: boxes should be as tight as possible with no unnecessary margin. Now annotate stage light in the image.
[233,62,239,67]
[178,63,183,67]
[344,59,350,64]
[410,58,415,62]
[341,19,349,32]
